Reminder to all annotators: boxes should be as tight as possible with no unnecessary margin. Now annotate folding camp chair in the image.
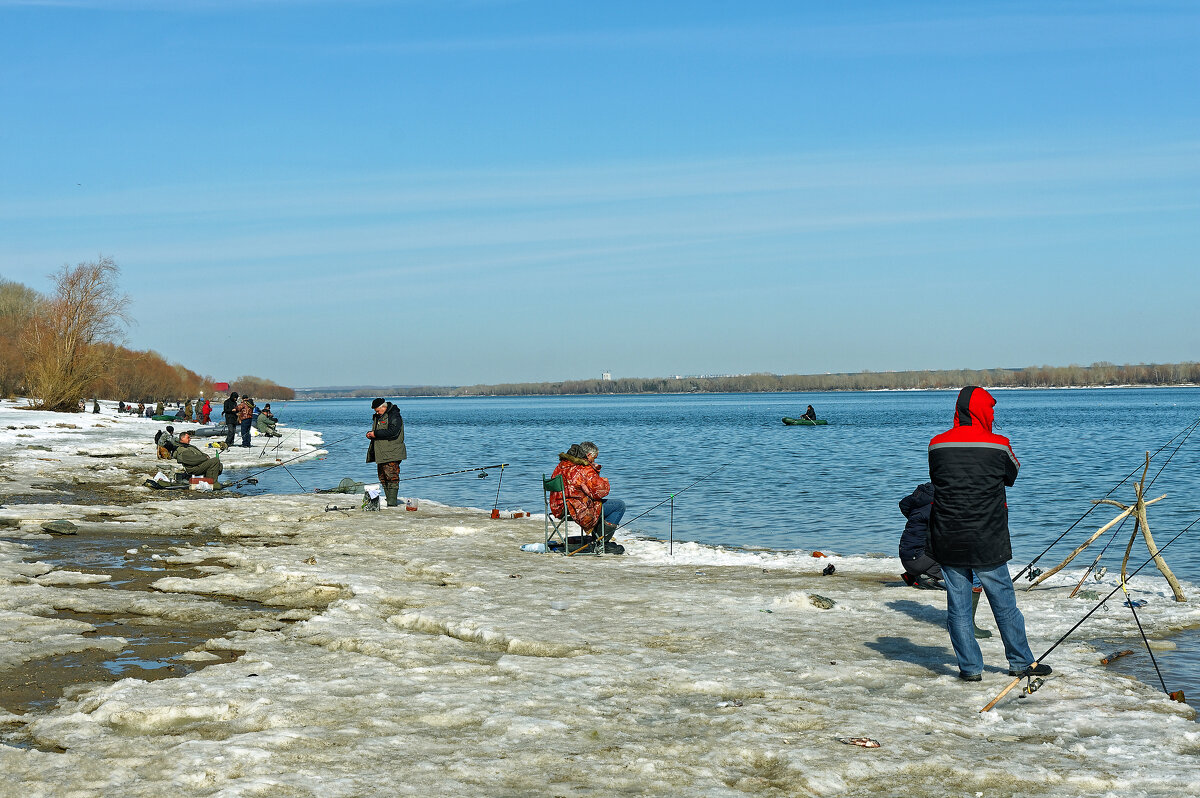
[543,474,602,556]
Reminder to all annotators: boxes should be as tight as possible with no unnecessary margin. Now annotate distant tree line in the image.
[228,376,295,402]
[298,362,1200,400]
[1,260,294,411]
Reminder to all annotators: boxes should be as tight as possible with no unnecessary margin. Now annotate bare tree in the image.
[0,277,45,397]
[20,257,131,411]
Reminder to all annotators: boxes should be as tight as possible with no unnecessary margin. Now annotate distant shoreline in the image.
[293,362,1200,399]
[294,381,1200,401]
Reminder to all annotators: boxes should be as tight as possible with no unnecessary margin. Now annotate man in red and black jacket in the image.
[929,386,1050,682]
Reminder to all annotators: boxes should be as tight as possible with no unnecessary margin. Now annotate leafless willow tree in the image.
[0,277,44,396]
[20,257,131,411]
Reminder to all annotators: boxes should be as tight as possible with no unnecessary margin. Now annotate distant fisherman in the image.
[366,398,406,508]
[237,396,254,447]
[255,404,281,437]
[222,392,239,449]
[928,386,1049,682]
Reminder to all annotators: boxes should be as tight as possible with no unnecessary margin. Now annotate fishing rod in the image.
[268,428,295,453]
[1012,415,1200,584]
[982,515,1198,712]
[257,421,298,457]
[396,464,508,482]
[1067,421,1200,594]
[612,462,732,532]
[258,429,290,457]
[1119,578,1171,696]
[224,433,357,489]
[278,462,307,492]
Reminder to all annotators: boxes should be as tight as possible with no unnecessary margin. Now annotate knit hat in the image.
[371,398,385,409]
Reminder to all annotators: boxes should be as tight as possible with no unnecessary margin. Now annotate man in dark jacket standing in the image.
[366,398,406,508]
[929,386,1049,682]
[222,392,239,449]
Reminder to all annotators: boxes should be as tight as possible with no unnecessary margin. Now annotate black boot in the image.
[972,590,992,639]
[601,522,624,554]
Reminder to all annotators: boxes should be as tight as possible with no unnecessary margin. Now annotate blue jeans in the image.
[240,419,252,446]
[943,563,1035,676]
[602,498,626,528]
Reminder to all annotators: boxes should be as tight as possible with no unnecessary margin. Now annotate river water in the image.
[248,388,1200,706]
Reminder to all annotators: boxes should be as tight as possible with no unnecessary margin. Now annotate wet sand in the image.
[0,523,312,723]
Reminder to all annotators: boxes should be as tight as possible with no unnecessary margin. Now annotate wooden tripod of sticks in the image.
[1025,452,1185,602]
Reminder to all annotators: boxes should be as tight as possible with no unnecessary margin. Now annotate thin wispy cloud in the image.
[5,140,1196,223]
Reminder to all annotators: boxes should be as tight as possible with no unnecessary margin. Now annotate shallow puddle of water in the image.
[1,611,246,718]
[17,531,222,591]
[0,528,280,732]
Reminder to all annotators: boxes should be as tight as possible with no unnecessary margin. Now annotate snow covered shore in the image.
[1,402,1198,796]
[0,399,326,493]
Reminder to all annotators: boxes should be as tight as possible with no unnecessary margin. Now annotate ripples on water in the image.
[250,388,1200,580]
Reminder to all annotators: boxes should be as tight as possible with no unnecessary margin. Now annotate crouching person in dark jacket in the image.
[366,398,406,507]
[155,426,179,460]
[900,481,991,639]
[254,408,282,437]
[899,482,942,586]
[173,431,223,483]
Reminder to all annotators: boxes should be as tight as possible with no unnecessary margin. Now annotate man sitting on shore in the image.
[172,431,223,484]
[549,442,625,553]
[254,406,282,437]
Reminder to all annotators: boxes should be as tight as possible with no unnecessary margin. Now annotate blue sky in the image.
[2,1,1197,388]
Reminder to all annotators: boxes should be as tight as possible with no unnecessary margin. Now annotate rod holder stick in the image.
[493,464,506,511]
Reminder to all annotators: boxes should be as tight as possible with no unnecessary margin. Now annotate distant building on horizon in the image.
[602,371,611,381]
